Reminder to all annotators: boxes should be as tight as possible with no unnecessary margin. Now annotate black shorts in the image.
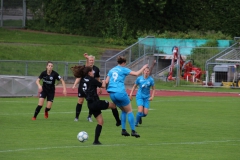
[39,90,55,102]
[87,100,109,118]
[78,87,86,98]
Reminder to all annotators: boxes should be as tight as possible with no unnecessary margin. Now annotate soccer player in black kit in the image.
[71,65,121,145]
[32,61,67,120]
[72,53,101,122]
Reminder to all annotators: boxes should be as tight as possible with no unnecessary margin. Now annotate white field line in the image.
[1,99,237,104]
[0,139,239,153]
[151,100,215,103]
[0,109,155,116]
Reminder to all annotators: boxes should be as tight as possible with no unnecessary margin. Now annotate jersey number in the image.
[82,83,87,91]
[112,72,118,82]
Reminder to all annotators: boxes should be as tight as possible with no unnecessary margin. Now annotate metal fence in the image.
[0,36,156,85]
[0,60,82,82]
[173,46,227,86]
[0,0,37,28]
[1,37,239,90]
[204,41,240,87]
[0,75,38,97]
[0,46,234,87]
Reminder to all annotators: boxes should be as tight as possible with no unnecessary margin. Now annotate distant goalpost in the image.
[215,48,240,63]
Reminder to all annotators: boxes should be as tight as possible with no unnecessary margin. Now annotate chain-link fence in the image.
[172,46,226,86]
[0,36,156,85]
[162,41,240,88]
[204,41,240,87]
[1,37,239,89]
[0,60,82,83]
[0,0,38,28]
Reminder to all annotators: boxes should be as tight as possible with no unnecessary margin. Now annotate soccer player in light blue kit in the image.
[129,67,155,126]
[106,56,148,138]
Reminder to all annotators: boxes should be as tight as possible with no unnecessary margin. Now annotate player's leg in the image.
[74,97,84,121]
[140,99,150,124]
[44,101,53,119]
[44,93,54,119]
[135,106,143,126]
[135,98,144,126]
[109,93,127,133]
[32,91,46,120]
[87,110,93,122]
[110,92,132,136]
[93,115,103,145]
[117,92,140,137]
[139,116,142,124]
[143,98,149,116]
[121,103,140,138]
[92,109,103,145]
[108,102,121,126]
[143,108,149,117]
[119,110,129,136]
[32,97,45,120]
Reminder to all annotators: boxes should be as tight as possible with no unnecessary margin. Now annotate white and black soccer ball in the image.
[77,131,88,142]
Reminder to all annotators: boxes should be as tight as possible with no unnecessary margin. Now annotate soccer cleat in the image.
[44,112,48,119]
[87,117,93,122]
[139,117,142,124]
[121,130,130,136]
[74,118,78,122]
[93,141,102,145]
[135,124,138,127]
[131,131,140,138]
[32,117,36,120]
[116,120,121,126]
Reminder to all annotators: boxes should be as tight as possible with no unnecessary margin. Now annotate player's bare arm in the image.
[36,78,42,92]
[129,84,137,101]
[60,79,67,96]
[72,78,81,89]
[149,86,155,101]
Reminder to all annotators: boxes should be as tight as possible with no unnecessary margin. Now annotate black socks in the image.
[111,108,121,122]
[76,103,82,119]
[94,124,102,143]
[88,110,92,118]
[33,105,42,118]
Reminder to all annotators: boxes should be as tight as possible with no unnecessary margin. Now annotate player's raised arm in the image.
[84,53,89,66]
[130,64,148,76]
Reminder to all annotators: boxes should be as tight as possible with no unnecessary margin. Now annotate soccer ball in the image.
[77,131,88,142]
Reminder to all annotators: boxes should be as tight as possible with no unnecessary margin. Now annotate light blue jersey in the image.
[107,65,131,93]
[107,65,136,131]
[135,75,154,99]
[135,75,154,126]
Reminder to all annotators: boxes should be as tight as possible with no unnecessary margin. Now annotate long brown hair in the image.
[71,65,92,78]
[117,56,126,64]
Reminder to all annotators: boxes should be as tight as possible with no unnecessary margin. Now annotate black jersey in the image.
[38,70,61,92]
[80,75,102,102]
[77,65,100,97]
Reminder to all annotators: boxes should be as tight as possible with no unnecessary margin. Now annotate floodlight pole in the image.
[22,0,26,28]
[176,47,180,86]
[0,0,3,27]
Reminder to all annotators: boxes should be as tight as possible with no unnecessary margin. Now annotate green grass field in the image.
[0,96,239,160]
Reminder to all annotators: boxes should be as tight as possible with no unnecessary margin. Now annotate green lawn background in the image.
[0,96,239,160]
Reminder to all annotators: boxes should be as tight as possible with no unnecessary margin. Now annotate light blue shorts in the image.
[109,92,130,107]
[136,97,149,109]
